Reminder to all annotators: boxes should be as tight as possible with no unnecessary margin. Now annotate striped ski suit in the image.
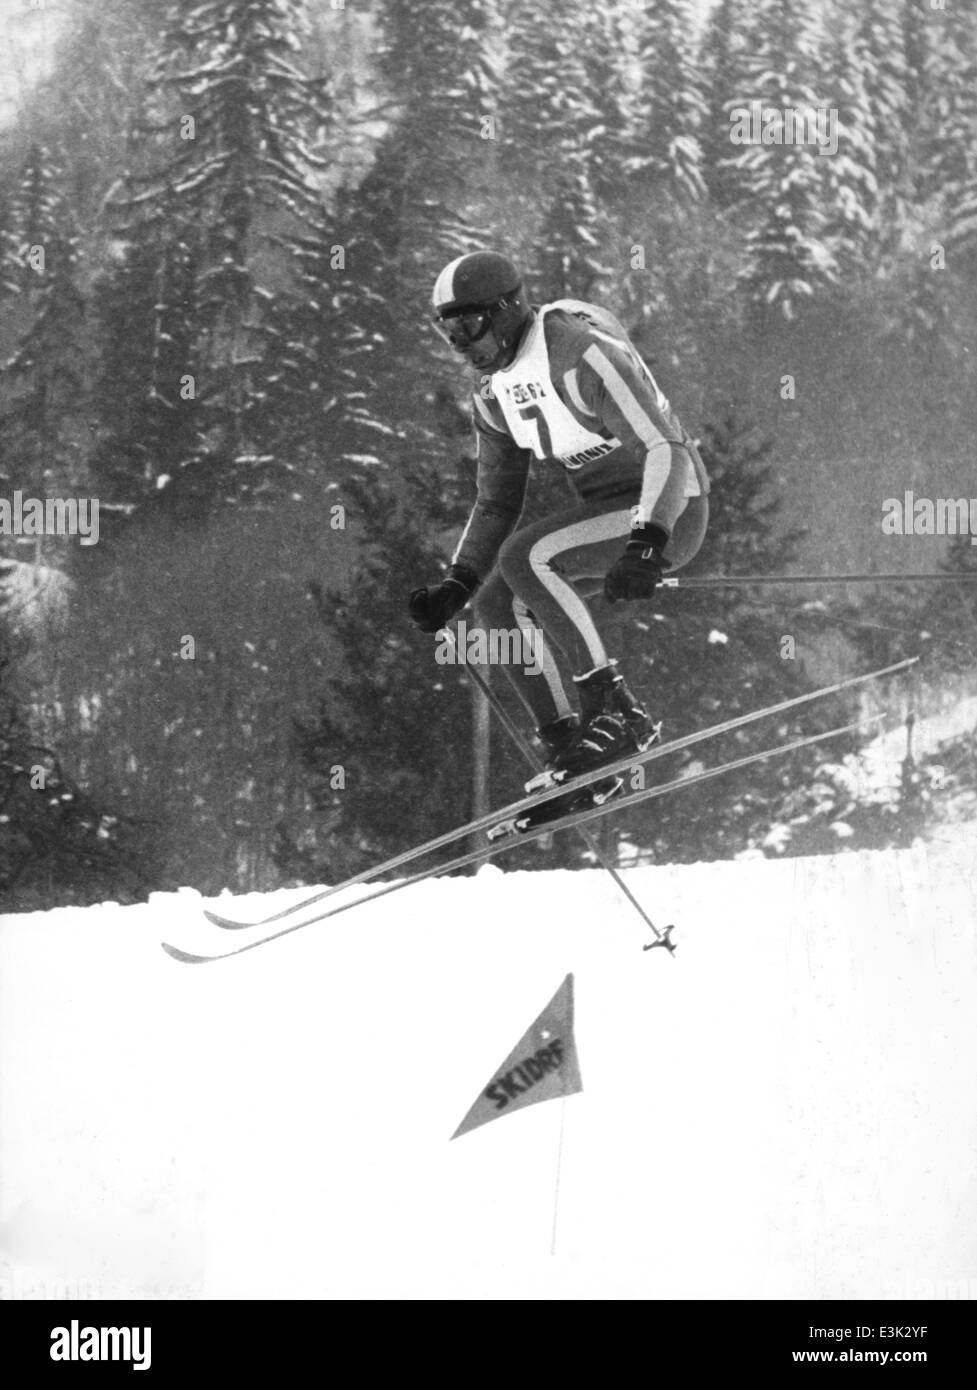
[452,299,710,727]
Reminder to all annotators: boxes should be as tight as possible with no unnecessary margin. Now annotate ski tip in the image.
[161,941,212,965]
[202,908,252,930]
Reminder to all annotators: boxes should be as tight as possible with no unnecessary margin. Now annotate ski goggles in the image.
[433,308,493,348]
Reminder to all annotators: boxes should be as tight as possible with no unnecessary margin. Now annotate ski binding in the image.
[486,775,625,842]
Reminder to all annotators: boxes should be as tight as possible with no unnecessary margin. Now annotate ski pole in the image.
[661,571,977,589]
[444,626,676,953]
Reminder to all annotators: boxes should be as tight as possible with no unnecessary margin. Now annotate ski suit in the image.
[452,299,710,726]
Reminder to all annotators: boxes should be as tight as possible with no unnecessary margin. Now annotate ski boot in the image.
[532,713,607,820]
[487,715,593,841]
[492,670,661,839]
[552,663,660,778]
[538,713,580,770]
[533,665,660,819]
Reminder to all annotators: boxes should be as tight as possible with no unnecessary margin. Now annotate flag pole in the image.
[550,1096,568,1257]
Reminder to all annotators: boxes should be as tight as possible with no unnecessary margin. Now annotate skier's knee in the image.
[665,496,709,570]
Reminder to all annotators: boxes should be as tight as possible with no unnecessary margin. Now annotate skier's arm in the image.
[573,338,705,534]
[451,392,531,580]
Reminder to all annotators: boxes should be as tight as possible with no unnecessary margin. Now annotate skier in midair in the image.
[409,250,709,811]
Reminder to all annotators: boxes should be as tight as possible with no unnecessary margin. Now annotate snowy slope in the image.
[859,695,977,792]
[1,830,976,1301]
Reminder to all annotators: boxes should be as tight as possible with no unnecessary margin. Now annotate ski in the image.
[163,714,874,964]
[201,656,917,933]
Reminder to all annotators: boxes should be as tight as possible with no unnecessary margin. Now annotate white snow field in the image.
[1,828,976,1302]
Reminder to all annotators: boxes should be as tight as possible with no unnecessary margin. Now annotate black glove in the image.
[408,563,479,633]
[604,523,671,604]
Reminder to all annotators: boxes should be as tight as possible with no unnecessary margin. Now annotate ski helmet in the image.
[431,250,532,372]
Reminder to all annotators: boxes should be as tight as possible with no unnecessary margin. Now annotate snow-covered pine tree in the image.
[699,0,752,210]
[904,0,965,206]
[815,529,977,849]
[499,0,599,193]
[578,2,634,205]
[731,0,840,322]
[606,409,840,866]
[368,0,494,297]
[0,628,156,909]
[865,2,973,353]
[935,5,977,270]
[847,0,910,253]
[111,0,332,507]
[498,1,610,308]
[0,143,86,561]
[286,468,477,879]
[279,1,502,874]
[532,160,609,305]
[286,0,494,491]
[91,176,203,512]
[819,8,880,281]
[15,0,165,245]
[922,533,977,678]
[628,0,705,206]
[902,535,977,829]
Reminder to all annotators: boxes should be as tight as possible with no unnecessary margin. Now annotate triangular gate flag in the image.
[451,973,583,1140]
